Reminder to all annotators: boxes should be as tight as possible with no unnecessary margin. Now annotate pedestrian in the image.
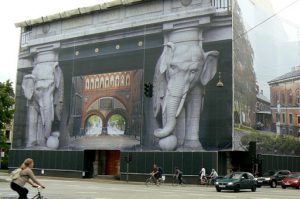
[199,167,206,184]
[174,167,183,184]
[10,158,45,199]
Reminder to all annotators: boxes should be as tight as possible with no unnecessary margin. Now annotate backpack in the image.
[10,168,22,180]
[158,167,163,175]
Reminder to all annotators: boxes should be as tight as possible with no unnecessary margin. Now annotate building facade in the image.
[268,67,300,137]
[9,0,300,180]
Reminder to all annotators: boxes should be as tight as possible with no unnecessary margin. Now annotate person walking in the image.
[174,167,183,184]
[10,158,45,199]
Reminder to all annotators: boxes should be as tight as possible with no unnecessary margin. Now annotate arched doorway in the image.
[85,115,103,135]
[106,109,129,135]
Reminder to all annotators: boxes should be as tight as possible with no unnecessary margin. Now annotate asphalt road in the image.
[0,175,299,199]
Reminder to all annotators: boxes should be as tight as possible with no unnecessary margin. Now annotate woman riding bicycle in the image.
[10,158,45,199]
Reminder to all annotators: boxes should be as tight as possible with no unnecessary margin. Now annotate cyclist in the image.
[198,167,206,184]
[10,158,45,199]
[174,167,183,184]
[209,168,218,185]
[150,164,163,183]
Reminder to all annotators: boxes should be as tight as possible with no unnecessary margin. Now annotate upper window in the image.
[296,89,300,104]
[287,89,293,105]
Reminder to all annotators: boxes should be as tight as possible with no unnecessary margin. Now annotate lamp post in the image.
[276,100,281,135]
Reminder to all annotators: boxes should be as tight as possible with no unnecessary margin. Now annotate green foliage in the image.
[109,114,125,130]
[0,80,15,169]
[237,126,300,155]
[0,80,15,130]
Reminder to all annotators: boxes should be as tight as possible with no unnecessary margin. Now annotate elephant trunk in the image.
[154,82,188,138]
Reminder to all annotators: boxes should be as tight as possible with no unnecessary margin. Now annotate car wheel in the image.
[234,185,240,192]
[251,185,256,192]
[296,186,300,189]
[256,185,261,188]
[271,181,277,188]
[281,186,286,189]
[216,187,221,192]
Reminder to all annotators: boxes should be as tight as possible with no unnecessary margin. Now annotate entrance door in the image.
[105,150,120,176]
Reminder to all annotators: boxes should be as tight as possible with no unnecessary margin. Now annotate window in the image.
[5,130,10,140]
[289,114,293,124]
[288,89,293,105]
[276,113,280,123]
[282,113,285,123]
[298,116,300,124]
[85,79,89,89]
[280,91,285,105]
[296,90,300,104]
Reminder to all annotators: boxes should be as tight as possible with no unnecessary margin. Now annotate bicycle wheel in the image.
[145,178,152,186]
[172,178,178,186]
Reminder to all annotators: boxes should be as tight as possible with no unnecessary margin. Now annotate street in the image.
[0,174,299,199]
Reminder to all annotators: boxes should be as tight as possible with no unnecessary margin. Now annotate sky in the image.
[0,0,300,89]
[0,0,109,86]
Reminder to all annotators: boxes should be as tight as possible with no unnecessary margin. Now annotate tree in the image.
[233,0,257,127]
[0,80,15,168]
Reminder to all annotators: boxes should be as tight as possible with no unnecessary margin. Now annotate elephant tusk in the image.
[162,90,168,114]
[176,93,187,118]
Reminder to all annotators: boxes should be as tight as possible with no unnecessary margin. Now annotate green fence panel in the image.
[163,152,173,174]
[182,152,193,175]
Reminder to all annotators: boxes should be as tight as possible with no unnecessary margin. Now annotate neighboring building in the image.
[255,87,271,130]
[268,66,300,137]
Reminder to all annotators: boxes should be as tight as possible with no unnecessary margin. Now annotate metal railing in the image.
[211,0,232,12]
[21,31,31,47]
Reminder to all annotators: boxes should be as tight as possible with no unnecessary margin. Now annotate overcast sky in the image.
[0,0,299,88]
[0,0,108,86]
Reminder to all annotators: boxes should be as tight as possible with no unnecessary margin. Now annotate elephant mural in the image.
[153,28,219,151]
[22,60,63,148]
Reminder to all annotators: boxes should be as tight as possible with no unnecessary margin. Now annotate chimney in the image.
[296,65,300,71]
[291,66,295,71]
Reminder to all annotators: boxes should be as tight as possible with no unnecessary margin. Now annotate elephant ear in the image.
[153,43,175,118]
[200,51,219,86]
[22,74,36,100]
[53,64,64,121]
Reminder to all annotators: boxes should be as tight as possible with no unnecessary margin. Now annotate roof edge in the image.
[15,0,144,28]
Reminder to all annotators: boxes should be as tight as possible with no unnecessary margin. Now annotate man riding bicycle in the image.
[209,169,218,185]
[150,164,163,183]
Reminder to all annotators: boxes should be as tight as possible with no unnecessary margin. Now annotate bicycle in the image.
[199,175,210,186]
[145,175,164,186]
[31,186,45,199]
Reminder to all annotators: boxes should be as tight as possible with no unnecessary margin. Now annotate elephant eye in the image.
[170,65,176,70]
[190,69,197,74]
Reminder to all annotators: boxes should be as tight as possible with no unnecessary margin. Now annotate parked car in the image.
[270,170,291,188]
[256,170,276,187]
[215,172,256,192]
[281,172,300,189]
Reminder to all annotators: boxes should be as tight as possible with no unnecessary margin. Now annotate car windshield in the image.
[262,171,275,177]
[224,173,242,179]
[288,173,300,178]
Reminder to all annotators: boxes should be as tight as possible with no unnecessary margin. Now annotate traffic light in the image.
[144,82,153,97]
